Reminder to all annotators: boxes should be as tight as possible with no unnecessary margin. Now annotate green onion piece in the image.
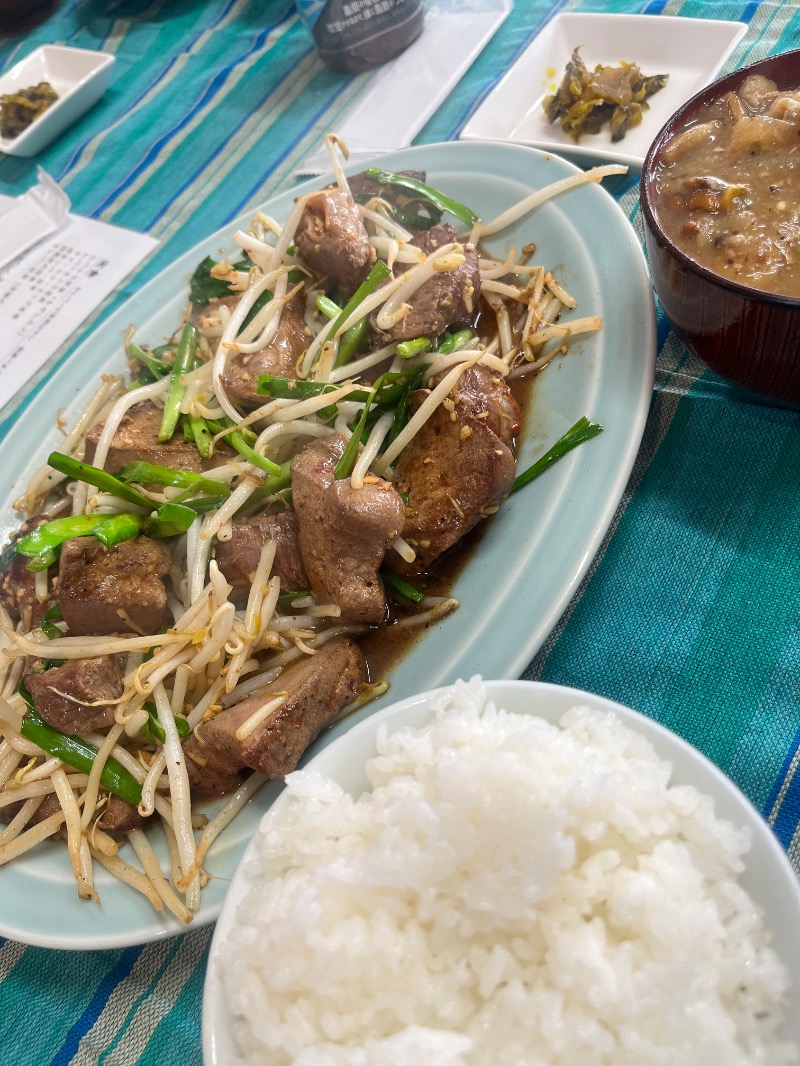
[334,420,367,480]
[393,199,444,230]
[186,413,214,456]
[256,376,361,402]
[309,292,368,367]
[435,331,454,353]
[228,430,281,476]
[47,453,153,510]
[372,366,429,407]
[397,337,432,360]
[145,502,197,538]
[334,372,388,480]
[316,294,342,320]
[127,343,171,382]
[203,417,280,475]
[332,366,431,475]
[189,256,251,304]
[220,460,292,515]
[19,702,142,807]
[115,461,229,497]
[333,318,368,370]
[434,329,473,355]
[441,328,473,353]
[512,417,603,494]
[16,514,122,571]
[92,514,144,549]
[179,414,195,443]
[326,260,389,349]
[257,375,373,418]
[263,461,293,496]
[364,168,479,228]
[15,501,204,573]
[277,589,310,611]
[387,366,426,446]
[158,323,198,443]
[0,540,18,573]
[40,604,64,641]
[382,569,425,604]
[232,422,257,445]
[140,705,190,745]
[174,494,229,516]
[241,289,273,331]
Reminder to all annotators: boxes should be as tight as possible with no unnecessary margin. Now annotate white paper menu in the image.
[0,188,158,411]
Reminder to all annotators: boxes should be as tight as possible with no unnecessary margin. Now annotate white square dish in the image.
[460,13,747,169]
[296,0,512,176]
[0,44,115,158]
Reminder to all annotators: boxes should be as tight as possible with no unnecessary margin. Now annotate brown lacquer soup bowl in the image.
[641,48,800,403]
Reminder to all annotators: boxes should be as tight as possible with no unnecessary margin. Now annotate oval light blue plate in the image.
[0,141,655,949]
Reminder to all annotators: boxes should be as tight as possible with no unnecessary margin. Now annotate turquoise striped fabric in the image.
[1,0,799,1062]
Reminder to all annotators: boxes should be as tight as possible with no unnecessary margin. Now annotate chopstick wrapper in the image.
[0,167,70,274]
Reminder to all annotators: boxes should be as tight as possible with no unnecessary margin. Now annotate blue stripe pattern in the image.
[51,947,143,1066]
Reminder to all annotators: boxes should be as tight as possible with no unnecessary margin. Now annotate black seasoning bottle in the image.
[295,0,425,75]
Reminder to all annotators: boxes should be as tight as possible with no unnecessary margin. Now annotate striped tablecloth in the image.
[1,1,799,1063]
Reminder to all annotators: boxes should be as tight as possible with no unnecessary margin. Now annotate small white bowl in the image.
[461,13,747,169]
[0,45,114,158]
[203,679,800,1064]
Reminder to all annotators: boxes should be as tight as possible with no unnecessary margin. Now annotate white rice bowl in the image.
[217,678,798,1066]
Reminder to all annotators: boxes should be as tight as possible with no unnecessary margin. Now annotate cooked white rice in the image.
[219,678,798,1066]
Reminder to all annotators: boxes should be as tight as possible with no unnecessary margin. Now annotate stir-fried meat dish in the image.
[221,292,312,407]
[294,187,375,295]
[0,147,614,920]
[215,512,308,602]
[389,365,521,574]
[183,637,367,799]
[58,536,172,636]
[84,400,236,473]
[291,433,405,624]
[24,654,124,733]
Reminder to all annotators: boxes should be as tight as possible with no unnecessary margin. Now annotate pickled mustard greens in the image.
[0,81,58,139]
[543,49,668,143]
